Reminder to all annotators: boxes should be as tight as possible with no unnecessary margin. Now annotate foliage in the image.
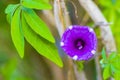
[99,0,120,80]
[23,8,55,43]
[100,48,120,80]
[99,0,120,52]
[11,6,24,58]
[99,1,120,79]
[22,0,52,9]
[5,0,63,67]
[74,61,84,71]
[1,0,120,79]
[1,58,31,80]
[5,4,20,23]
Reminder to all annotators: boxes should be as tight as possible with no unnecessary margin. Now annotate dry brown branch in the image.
[78,0,117,80]
[80,13,90,25]
[78,0,116,52]
[54,1,75,80]
[42,9,65,80]
[54,0,66,37]
[73,63,87,80]
[42,10,55,27]
[54,0,88,80]
[95,56,102,80]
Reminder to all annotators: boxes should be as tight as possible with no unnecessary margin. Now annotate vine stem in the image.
[78,0,116,52]
[54,0,87,80]
[78,0,116,80]
[54,1,73,80]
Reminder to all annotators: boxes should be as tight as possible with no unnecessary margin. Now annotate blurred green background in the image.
[0,0,56,80]
[0,0,120,80]
[99,0,120,52]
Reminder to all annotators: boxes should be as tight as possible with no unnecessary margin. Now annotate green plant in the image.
[100,48,120,80]
[5,0,63,67]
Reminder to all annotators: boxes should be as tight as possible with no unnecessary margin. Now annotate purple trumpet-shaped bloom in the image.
[60,25,97,61]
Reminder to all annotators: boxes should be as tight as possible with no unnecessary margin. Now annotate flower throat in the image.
[74,39,85,50]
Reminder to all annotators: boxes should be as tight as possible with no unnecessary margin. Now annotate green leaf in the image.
[99,0,113,8]
[22,0,52,10]
[114,72,120,80]
[6,14,11,24]
[109,53,120,70]
[110,65,118,74]
[11,7,24,58]
[22,8,55,43]
[5,4,20,23]
[21,15,63,67]
[108,52,116,61]
[33,0,49,3]
[101,52,120,79]
[75,61,84,71]
[5,4,19,14]
[103,65,111,80]
[101,48,107,60]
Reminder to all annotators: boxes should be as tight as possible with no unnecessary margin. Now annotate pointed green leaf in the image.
[21,15,63,67]
[33,0,49,3]
[75,61,84,71]
[5,4,19,14]
[100,59,108,68]
[11,7,24,58]
[6,14,11,24]
[22,8,55,43]
[101,48,107,60]
[5,4,19,23]
[110,65,118,74]
[108,52,116,61]
[109,53,120,70]
[103,65,111,80]
[22,0,52,10]
[114,72,120,80]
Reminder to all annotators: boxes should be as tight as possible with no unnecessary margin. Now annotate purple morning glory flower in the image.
[60,25,97,61]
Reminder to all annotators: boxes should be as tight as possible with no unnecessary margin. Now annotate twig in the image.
[60,0,71,27]
[54,1,74,80]
[73,63,87,80]
[44,59,65,80]
[78,0,117,80]
[54,0,66,37]
[42,9,65,80]
[78,0,116,52]
[95,56,102,80]
[80,13,90,25]
[42,10,56,27]
[67,58,75,80]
